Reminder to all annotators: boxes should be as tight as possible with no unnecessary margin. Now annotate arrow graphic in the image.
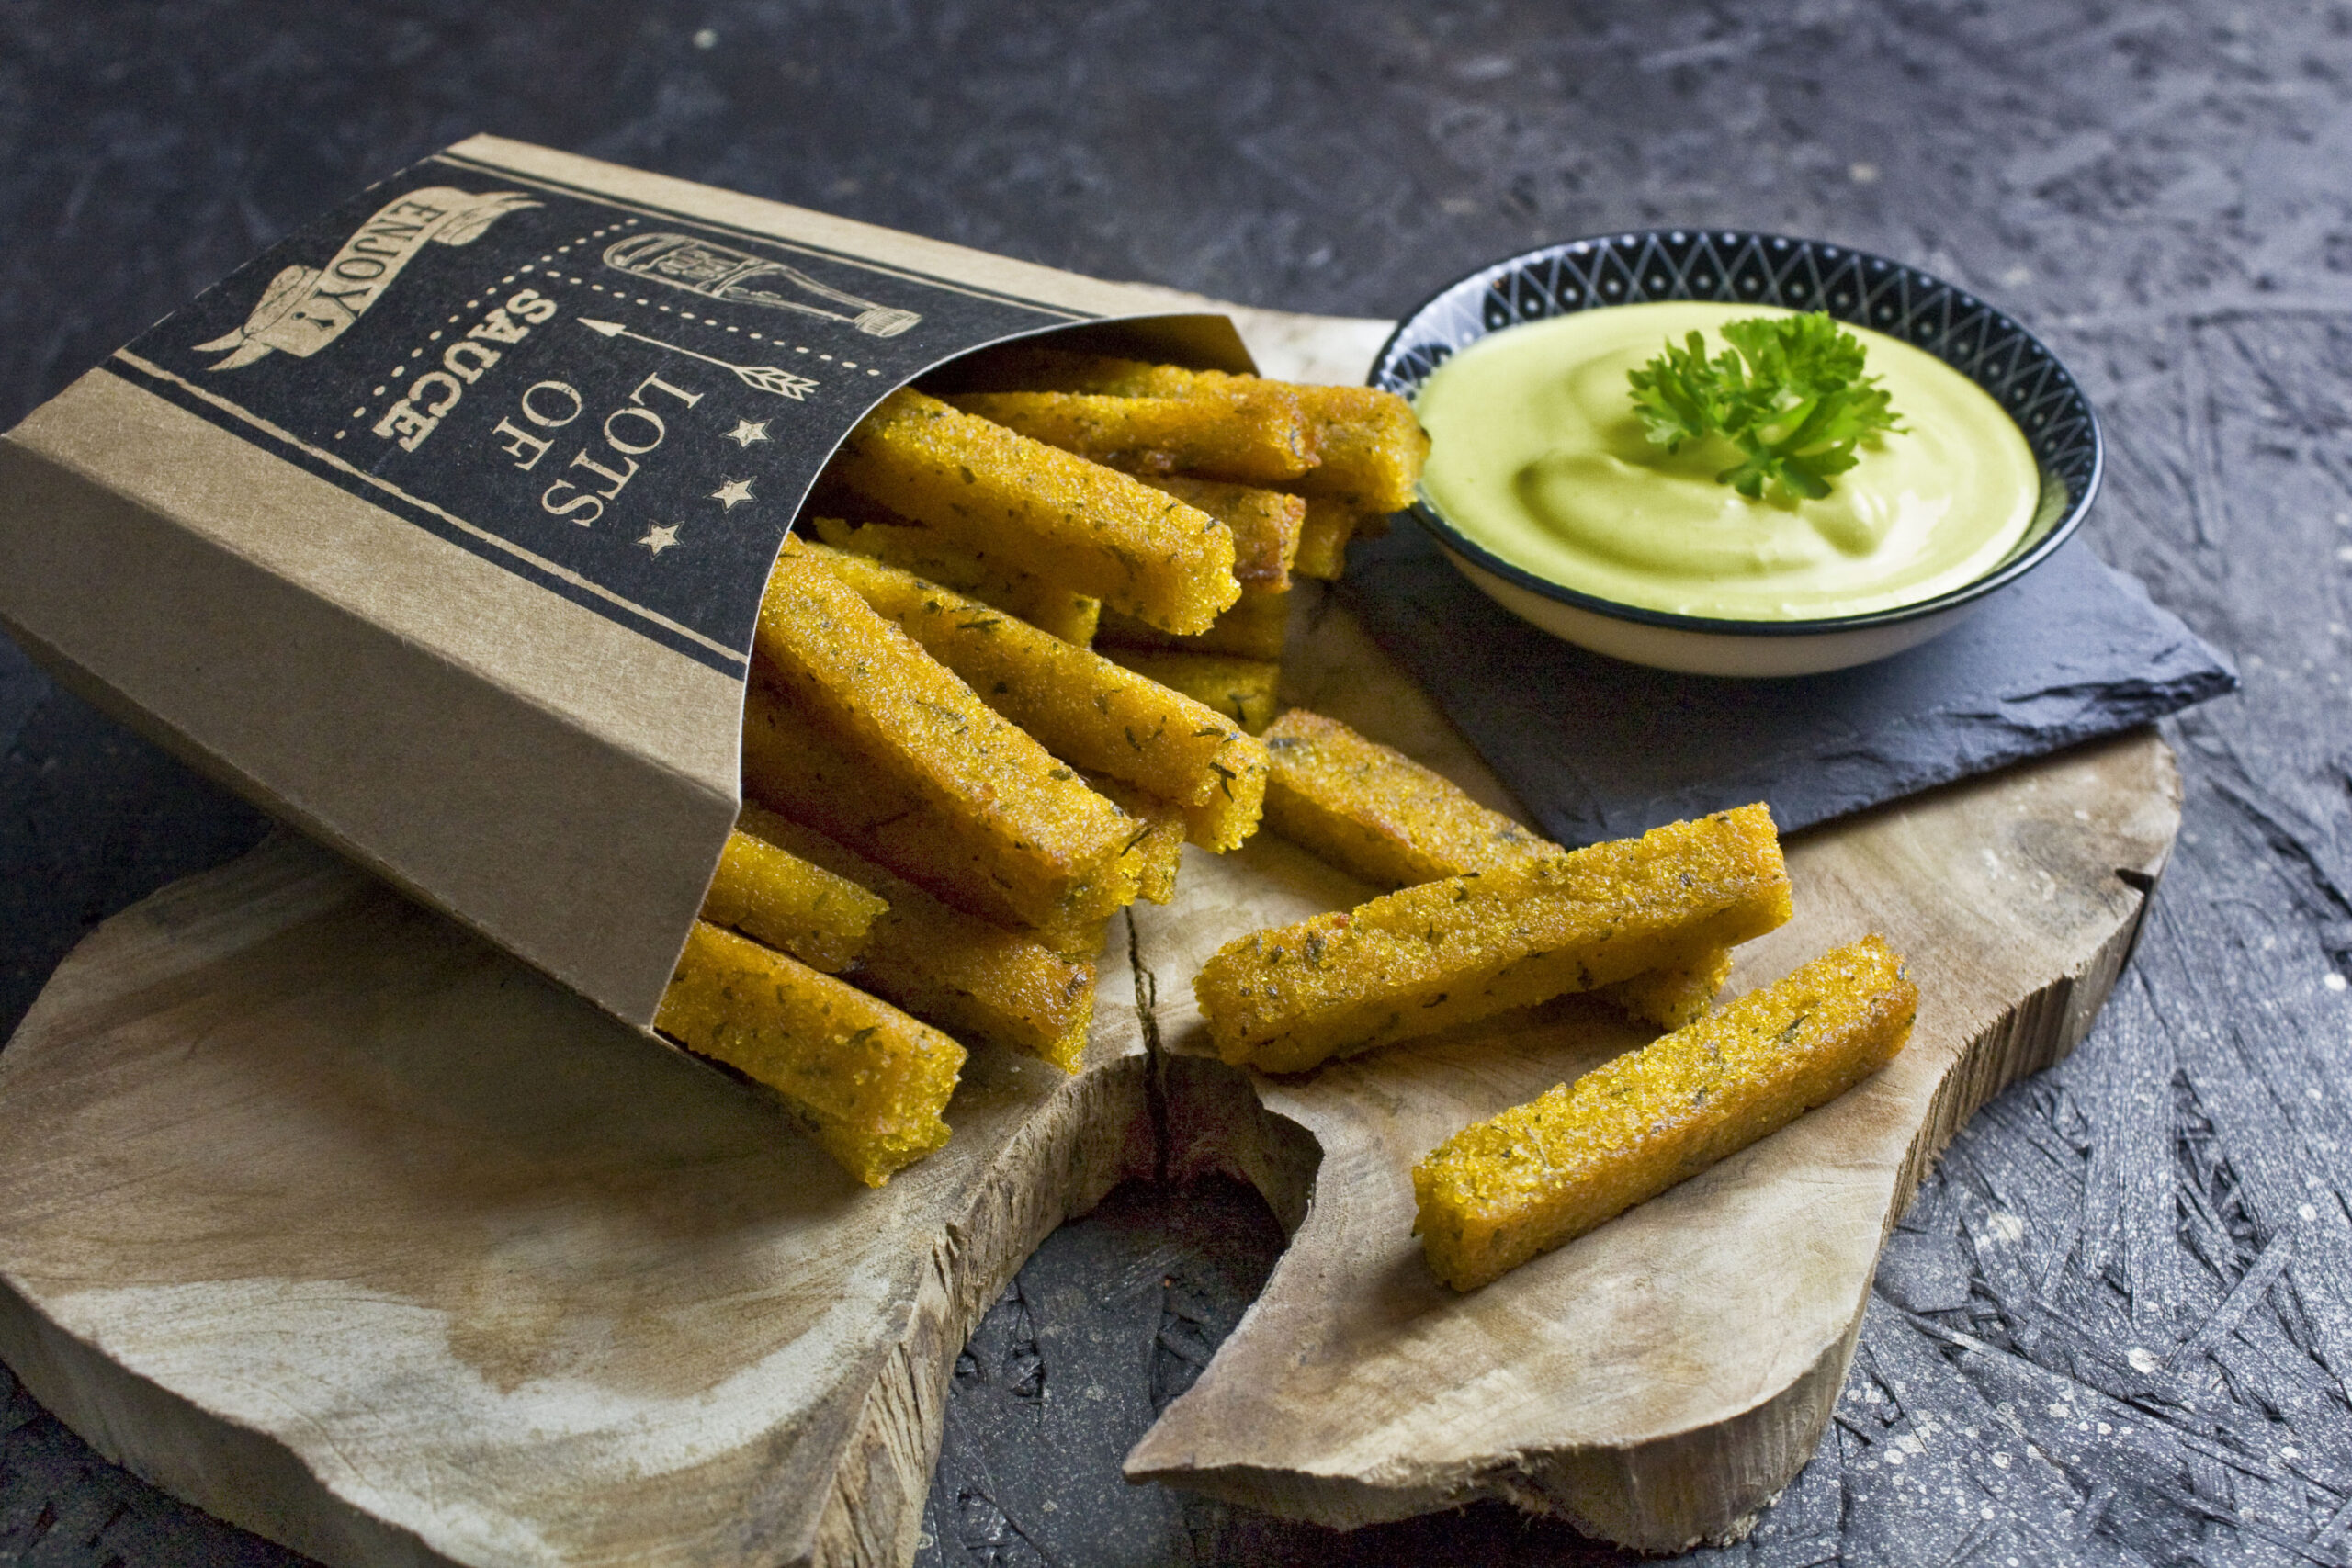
[577,318,820,400]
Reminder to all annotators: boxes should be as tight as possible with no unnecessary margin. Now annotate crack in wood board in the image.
[1117,577,2179,1551]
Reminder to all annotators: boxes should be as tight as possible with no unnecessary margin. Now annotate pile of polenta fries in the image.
[657,343,1917,1284]
[656,349,1425,1186]
[1197,709,1919,1291]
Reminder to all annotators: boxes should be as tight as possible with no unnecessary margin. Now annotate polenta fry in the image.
[827,388,1238,634]
[700,827,888,973]
[1135,476,1304,587]
[955,347,1426,513]
[1291,495,1368,581]
[1599,945,1737,1032]
[1193,805,1792,1073]
[1080,773,1190,905]
[656,920,966,1187]
[1413,936,1917,1289]
[807,542,1268,852]
[1285,383,1428,513]
[1261,708,1550,888]
[741,678,1136,955]
[1096,584,1291,661]
[739,807,1099,1072]
[755,541,1139,924]
[807,513,1101,646]
[945,391,1318,487]
[1100,649,1281,737]
[1261,709,1736,1029]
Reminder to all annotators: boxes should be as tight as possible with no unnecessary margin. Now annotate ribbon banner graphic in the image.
[120,150,1089,671]
[195,187,539,370]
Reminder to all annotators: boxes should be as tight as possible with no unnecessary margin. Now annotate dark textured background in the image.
[5,2,2350,1563]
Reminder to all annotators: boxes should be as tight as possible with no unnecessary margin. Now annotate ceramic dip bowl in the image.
[1371,231,2103,677]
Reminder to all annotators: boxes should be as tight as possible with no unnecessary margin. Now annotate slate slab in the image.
[1339,523,2236,845]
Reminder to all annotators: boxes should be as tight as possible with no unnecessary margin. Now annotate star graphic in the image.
[726,419,771,448]
[636,523,681,557]
[711,478,755,510]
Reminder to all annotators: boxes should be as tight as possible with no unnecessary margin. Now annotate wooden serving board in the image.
[1125,605,2181,1551]
[0,309,2181,1565]
[0,835,1155,1568]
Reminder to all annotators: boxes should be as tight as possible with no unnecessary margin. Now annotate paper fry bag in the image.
[0,135,1250,1023]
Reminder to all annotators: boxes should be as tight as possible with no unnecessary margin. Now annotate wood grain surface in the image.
[0,516,2176,1566]
[1122,588,2179,1551]
[3,4,2346,1565]
[0,839,1150,1568]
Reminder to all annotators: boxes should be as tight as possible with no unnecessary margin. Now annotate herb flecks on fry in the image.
[945,390,1318,487]
[1599,943,1736,1032]
[1259,708,1735,1029]
[1413,935,1917,1289]
[828,388,1239,635]
[808,542,1269,852]
[1100,649,1281,738]
[750,543,1141,941]
[960,348,1427,515]
[1193,804,1792,1074]
[1261,708,1549,890]
[741,679,1135,956]
[1135,475,1305,588]
[1097,585,1290,660]
[738,807,1099,1073]
[808,512,1101,646]
[700,828,888,973]
[657,920,964,1188]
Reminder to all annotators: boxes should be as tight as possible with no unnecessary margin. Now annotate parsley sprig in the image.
[1625,311,1905,501]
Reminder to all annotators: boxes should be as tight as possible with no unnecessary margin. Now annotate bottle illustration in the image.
[603,233,922,337]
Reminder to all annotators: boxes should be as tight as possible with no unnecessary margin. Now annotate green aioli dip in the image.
[1413,301,2040,621]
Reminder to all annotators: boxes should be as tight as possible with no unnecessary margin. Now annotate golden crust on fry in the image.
[1081,774,1189,905]
[956,348,1427,515]
[700,827,888,973]
[1193,805,1793,1074]
[1285,384,1428,513]
[741,679,1136,955]
[827,389,1238,635]
[1261,708,1736,1028]
[806,513,1100,646]
[946,390,1317,488]
[1595,944,1736,1032]
[1136,476,1305,588]
[739,807,1099,1073]
[1096,584,1291,661]
[1100,649,1281,738]
[1261,708,1549,889]
[1413,936,1917,1289]
[808,543,1269,852]
[755,540,1137,920]
[656,920,965,1187]
[1291,495,1369,581]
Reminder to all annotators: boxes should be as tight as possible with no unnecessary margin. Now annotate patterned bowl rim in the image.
[1369,230,2105,637]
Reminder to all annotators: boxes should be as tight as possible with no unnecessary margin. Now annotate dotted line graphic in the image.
[335,216,887,444]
